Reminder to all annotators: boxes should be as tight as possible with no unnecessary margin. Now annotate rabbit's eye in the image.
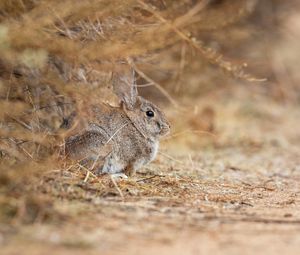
[146,110,154,117]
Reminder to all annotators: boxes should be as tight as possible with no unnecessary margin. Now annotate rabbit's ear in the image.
[112,68,138,110]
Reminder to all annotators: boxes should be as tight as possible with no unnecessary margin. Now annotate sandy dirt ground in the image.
[1,99,300,255]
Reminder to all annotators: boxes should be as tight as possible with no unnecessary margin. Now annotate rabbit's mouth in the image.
[158,123,170,136]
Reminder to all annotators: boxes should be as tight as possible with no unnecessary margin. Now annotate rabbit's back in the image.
[64,104,130,170]
[65,129,112,162]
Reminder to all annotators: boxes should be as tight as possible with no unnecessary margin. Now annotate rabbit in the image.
[64,68,170,177]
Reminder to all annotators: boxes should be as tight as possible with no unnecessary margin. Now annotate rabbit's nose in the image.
[164,122,171,131]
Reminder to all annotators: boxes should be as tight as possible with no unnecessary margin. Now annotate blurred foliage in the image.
[0,0,300,223]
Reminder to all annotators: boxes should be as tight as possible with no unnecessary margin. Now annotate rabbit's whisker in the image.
[163,129,217,140]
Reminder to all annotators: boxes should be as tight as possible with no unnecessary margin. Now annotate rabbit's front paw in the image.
[110,173,128,181]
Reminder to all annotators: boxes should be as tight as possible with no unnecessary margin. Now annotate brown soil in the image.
[1,98,300,255]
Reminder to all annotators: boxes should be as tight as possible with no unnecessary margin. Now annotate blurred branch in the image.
[138,0,266,82]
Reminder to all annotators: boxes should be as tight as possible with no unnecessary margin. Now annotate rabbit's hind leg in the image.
[101,152,125,174]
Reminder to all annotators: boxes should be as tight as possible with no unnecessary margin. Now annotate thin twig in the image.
[127,58,179,107]
[136,174,165,183]
[158,151,185,164]
[210,216,300,225]
[105,122,129,145]
[136,82,154,87]
[83,170,90,182]
[110,175,124,200]
[90,122,129,171]
[77,163,106,188]
[175,42,187,92]
[8,116,32,131]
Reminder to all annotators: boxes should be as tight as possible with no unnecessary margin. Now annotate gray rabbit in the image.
[65,69,170,176]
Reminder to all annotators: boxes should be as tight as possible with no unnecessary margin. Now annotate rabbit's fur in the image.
[65,70,170,176]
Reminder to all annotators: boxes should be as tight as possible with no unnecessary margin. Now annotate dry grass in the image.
[1,1,300,254]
